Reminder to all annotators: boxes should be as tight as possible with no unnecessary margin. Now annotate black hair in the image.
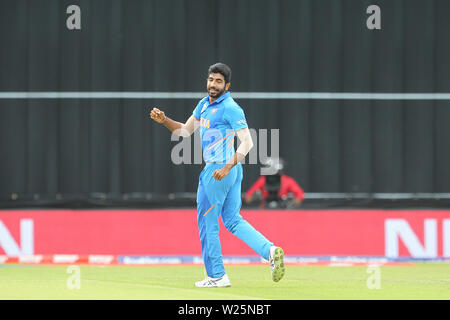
[208,62,232,83]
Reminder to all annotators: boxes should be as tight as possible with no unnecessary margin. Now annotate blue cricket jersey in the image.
[193,91,274,278]
[192,91,248,164]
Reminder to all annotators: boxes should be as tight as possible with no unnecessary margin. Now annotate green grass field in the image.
[0,263,449,300]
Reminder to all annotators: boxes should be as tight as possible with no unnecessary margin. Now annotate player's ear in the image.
[225,82,231,91]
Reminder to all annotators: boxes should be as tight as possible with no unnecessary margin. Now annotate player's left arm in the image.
[212,128,253,181]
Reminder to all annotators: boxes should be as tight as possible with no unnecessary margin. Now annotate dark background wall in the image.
[0,0,449,202]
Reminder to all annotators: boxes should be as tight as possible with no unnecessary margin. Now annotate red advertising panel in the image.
[0,209,449,258]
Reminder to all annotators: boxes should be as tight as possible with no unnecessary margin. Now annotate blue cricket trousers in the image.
[196,162,273,278]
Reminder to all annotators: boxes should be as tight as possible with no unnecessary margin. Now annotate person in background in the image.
[245,158,305,209]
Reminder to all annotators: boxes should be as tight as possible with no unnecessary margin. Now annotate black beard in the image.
[208,87,226,98]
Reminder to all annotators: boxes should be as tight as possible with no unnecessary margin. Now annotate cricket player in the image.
[149,63,285,287]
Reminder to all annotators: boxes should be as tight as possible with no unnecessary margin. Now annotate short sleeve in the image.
[224,105,248,131]
[192,99,206,120]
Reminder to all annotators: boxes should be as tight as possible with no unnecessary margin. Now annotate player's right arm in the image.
[149,107,199,137]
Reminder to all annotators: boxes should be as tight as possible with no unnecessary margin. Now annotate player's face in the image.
[207,73,230,99]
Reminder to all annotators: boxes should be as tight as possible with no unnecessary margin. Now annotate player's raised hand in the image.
[150,107,166,123]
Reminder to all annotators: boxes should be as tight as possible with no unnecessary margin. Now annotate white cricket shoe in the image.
[194,274,231,288]
[269,246,285,282]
